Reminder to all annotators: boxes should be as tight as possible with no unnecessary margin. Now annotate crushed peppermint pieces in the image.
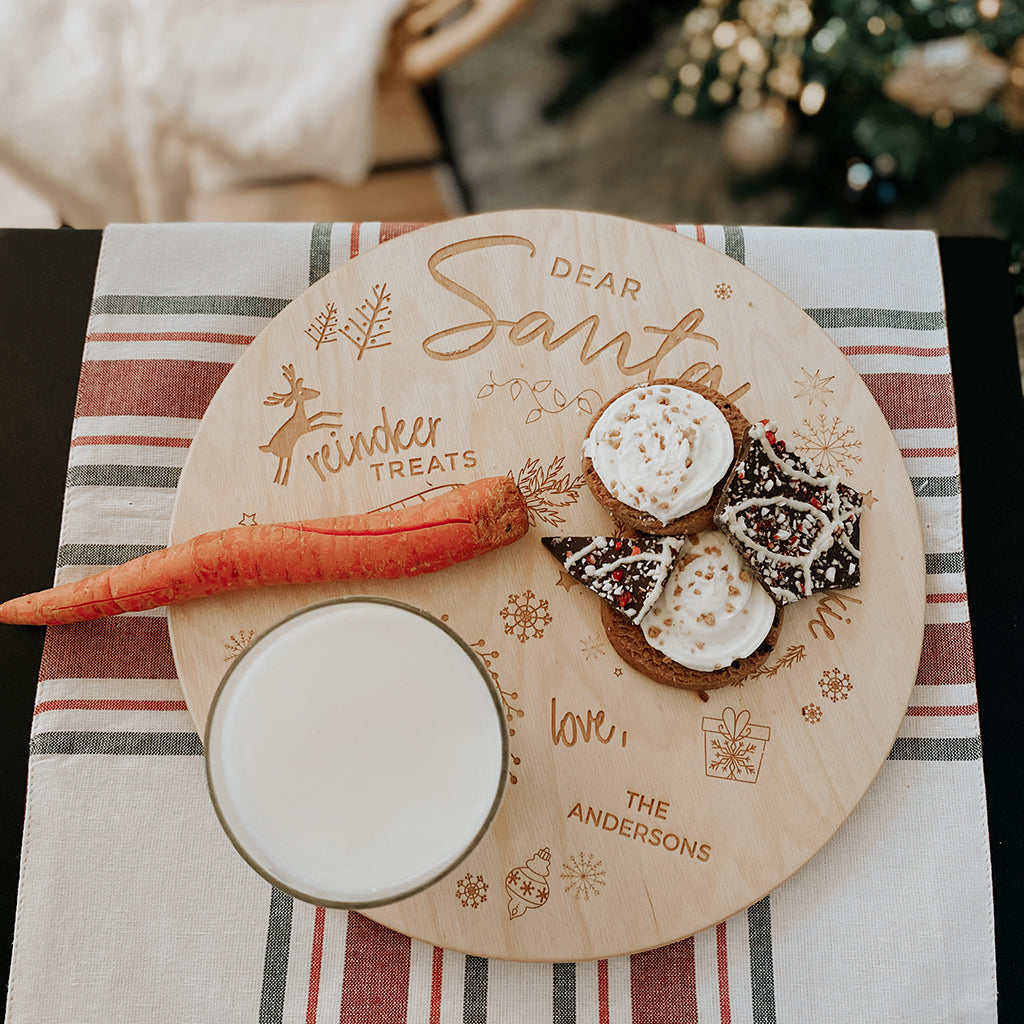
[713,420,863,605]
[541,535,688,621]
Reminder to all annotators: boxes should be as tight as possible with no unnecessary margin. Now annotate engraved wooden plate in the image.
[169,210,925,961]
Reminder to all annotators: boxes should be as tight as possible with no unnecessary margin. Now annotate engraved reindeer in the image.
[259,364,343,485]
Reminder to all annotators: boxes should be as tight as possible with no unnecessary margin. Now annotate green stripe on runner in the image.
[723,225,745,265]
[925,551,964,575]
[748,895,776,1024]
[91,294,291,318]
[805,308,946,331]
[911,476,961,498]
[56,542,163,568]
[29,731,202,756]
[259,887,294,1024]
[553,962,576,1023]
[310,223,332,285]
[66,464,181,489]
[888,736,982,760]
[464,955,488,1024]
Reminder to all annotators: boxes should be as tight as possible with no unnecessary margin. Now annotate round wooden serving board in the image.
[169,210,925,961]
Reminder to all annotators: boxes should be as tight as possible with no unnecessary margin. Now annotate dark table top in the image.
[1,228,1021,1019]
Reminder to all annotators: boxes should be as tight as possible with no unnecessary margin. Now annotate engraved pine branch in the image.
[342,283,392,359]
[305,302,338,349]
[514,455,585,528]
[743,644,807,682]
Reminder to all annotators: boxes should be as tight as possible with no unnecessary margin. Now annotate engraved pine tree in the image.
[305,302,338,349]
[342,283,392,359]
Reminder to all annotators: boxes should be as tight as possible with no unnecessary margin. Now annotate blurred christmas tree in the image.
[547,0,1024,296]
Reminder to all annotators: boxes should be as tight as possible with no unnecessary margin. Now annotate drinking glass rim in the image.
[204,595,510,909]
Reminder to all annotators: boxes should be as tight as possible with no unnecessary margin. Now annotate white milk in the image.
[205,598,508,906]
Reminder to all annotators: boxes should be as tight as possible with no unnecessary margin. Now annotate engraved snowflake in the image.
[714,282,732,300]
[819,667,853,703]
[455,873,489,909]
[792,415,863,475]
[793,367,835,406]
[224,630,255,660]
[500,590,552,643]
[580,634,605,660]
[561,853,606,901]
[707,737,760,780]
[802,703,824,724]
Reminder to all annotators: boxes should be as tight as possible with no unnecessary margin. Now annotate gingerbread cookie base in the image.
[582,379,750,536]
[600,600,784,694]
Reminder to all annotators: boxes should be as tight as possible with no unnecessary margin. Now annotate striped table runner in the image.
[6,222,995,1024]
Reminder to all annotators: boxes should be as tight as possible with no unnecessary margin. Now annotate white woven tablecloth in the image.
[5,221,996,1024]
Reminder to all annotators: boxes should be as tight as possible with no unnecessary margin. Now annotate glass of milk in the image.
[205,597,509,907]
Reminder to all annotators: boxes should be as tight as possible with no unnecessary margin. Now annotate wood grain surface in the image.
[168,210,925,961]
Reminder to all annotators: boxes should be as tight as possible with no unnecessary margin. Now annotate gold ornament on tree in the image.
[649,0,819,173]
[882,34,1010,125]
[721,99,796,174]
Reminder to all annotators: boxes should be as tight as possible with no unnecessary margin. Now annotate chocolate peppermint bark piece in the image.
[713,421,863,605]
[541,535,688,622]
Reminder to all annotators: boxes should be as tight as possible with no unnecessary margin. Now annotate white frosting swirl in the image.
[583,384,733,524]
[640,530,776,672]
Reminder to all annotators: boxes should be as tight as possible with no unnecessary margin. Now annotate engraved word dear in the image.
[420,235,744,394]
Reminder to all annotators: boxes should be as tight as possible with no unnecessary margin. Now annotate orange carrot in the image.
[0,476,529,626]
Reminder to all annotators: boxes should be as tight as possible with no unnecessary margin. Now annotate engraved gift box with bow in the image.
[702,707,771,784]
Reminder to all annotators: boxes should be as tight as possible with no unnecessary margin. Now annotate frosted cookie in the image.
[541,535,688,623]
[582,380,750,536]
[713,420,863,605]
[602,530,782,693]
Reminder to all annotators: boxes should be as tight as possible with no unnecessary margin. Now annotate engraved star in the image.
[556,571,576,591]
[793,367,835,406]
[861,490,879,509]
[238,512,258,526]
[614,667,623,677]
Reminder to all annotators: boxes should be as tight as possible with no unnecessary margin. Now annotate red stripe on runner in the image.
[858,373,956,430]
[306,906,326,1024]
[349,224,360,261]
[39,617,176,681]
[926,592,968,604]
[70,435,192,448]
[716,922,731,1023]
[338,913,411,1024]
[74,360,232,420]
[917,621,975,687]
[900,447,958,458]
[379,223,426,243]
[906,704,978,717]
[86,331,254,345]
[34,698,187,715]
[695,225,706,245]
[840,345,947,356]
[631,937,698,1024]
[598,959,610,1024]
[429,946,443,1024]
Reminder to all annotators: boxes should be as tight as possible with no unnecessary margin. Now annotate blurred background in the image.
[1,0,1021,370]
